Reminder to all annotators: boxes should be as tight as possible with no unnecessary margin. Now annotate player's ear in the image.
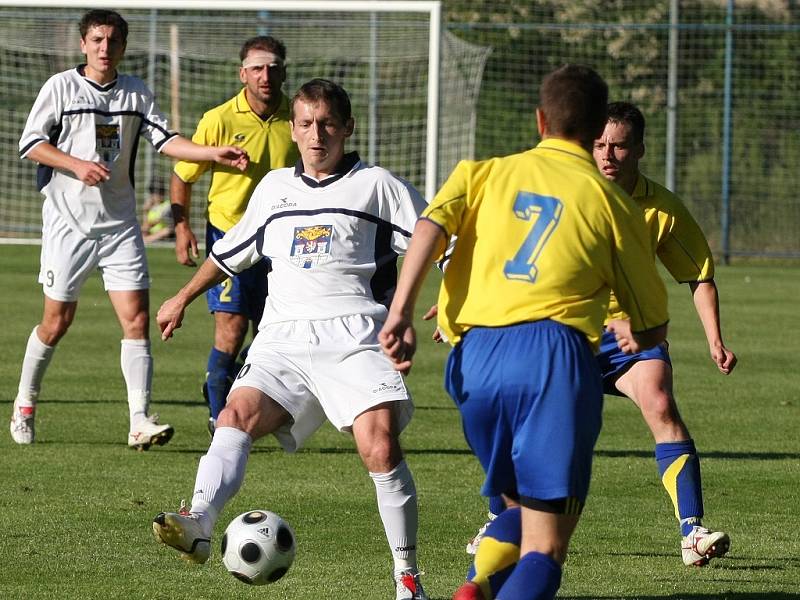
[239,67,247,85]
[344,118,355,138]
[635,141,645,160]
[535,108,547,138]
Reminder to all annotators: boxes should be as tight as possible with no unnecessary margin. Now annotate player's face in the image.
[593,121,644,193]
[239,50,286,113]
[80,25,126,84]
[290,99,354,179]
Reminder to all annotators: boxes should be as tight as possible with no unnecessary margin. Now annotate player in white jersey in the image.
[10,9,248,449]
[152,79,429,600]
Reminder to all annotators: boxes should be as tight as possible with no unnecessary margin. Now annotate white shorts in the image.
[230,314,414,452]
[39,206,149,302]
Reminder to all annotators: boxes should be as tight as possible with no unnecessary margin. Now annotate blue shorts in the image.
[205,222,268,321]
[445,320,603,505]
[595,330,671,396]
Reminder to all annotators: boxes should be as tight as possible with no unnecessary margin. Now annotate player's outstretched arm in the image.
[689,280,737,374]
[158,259,228,341]
[26,143,110,186]
[380,219,447,374]
[161,137,250,171]
[170,173,199,267]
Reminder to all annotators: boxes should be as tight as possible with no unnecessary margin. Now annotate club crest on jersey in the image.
[290,225,332,269]
[95,122,120,163]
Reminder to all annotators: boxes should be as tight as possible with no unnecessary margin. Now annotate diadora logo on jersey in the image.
[290,225,332,269]
[271,197,297,210]
[234,133,246,142]
[70,95,92,106]
[372,382,402,395]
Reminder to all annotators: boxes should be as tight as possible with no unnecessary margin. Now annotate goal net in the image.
[0,1,490,239]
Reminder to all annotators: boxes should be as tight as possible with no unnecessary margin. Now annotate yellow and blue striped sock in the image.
[495,551,561,600]
[655,439,704,536]
[467,506,521,599]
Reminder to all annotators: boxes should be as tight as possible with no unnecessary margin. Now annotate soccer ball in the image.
[221,510,296,585]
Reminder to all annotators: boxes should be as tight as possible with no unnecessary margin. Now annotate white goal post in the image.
[0,0,490,238]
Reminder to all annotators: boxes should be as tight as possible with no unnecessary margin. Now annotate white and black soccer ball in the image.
[221,510,296,585]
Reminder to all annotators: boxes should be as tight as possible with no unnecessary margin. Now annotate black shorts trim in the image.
[519,495,584,515]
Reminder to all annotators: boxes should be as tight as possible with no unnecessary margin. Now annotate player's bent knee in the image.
[39,315,73,343]
[219,389,290,438]
[356,435,401,473]
[640,391,680,422]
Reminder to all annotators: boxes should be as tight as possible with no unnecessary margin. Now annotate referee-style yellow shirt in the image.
[174,89,299,232]
[424,138,668,349]
[606,174,714,321]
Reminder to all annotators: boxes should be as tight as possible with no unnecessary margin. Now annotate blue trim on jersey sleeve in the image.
[209,252,238,278]
[149,125,178,148]
[19,137,47,158]
[211,225,267,274]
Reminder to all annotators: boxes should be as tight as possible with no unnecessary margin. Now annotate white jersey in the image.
[19,66,177,237]
[210,153,427,325]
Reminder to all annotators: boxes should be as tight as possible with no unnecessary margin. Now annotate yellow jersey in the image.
[174,89,299,231]
[424,138,668,349]
[606,174,714,321]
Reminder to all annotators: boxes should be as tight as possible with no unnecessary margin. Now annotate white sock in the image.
[369,459,419,573]
[120,339,152,425]
[16,326,55,407]
[190,426,253,532]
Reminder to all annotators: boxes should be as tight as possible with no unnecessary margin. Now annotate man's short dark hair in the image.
[607,101,646,145]
[539,64,608,145]
[240,36,287,62]
[79,9,128,42]
[290,79,352,124]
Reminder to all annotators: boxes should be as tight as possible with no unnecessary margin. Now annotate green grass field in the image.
[1,244,798,600]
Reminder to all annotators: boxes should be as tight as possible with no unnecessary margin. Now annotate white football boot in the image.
[10,402,35,444]
[466,512,497,555]
[395,568,428,600]
[153,501,212,564]
[682,525,731,566]
[128,414,174,450]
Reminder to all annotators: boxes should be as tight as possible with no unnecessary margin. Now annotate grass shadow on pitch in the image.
[0,398,206,407]
[563,595,800,599]
[603,551,799,569]
[595,449,800,460]
[147,446,475,456]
